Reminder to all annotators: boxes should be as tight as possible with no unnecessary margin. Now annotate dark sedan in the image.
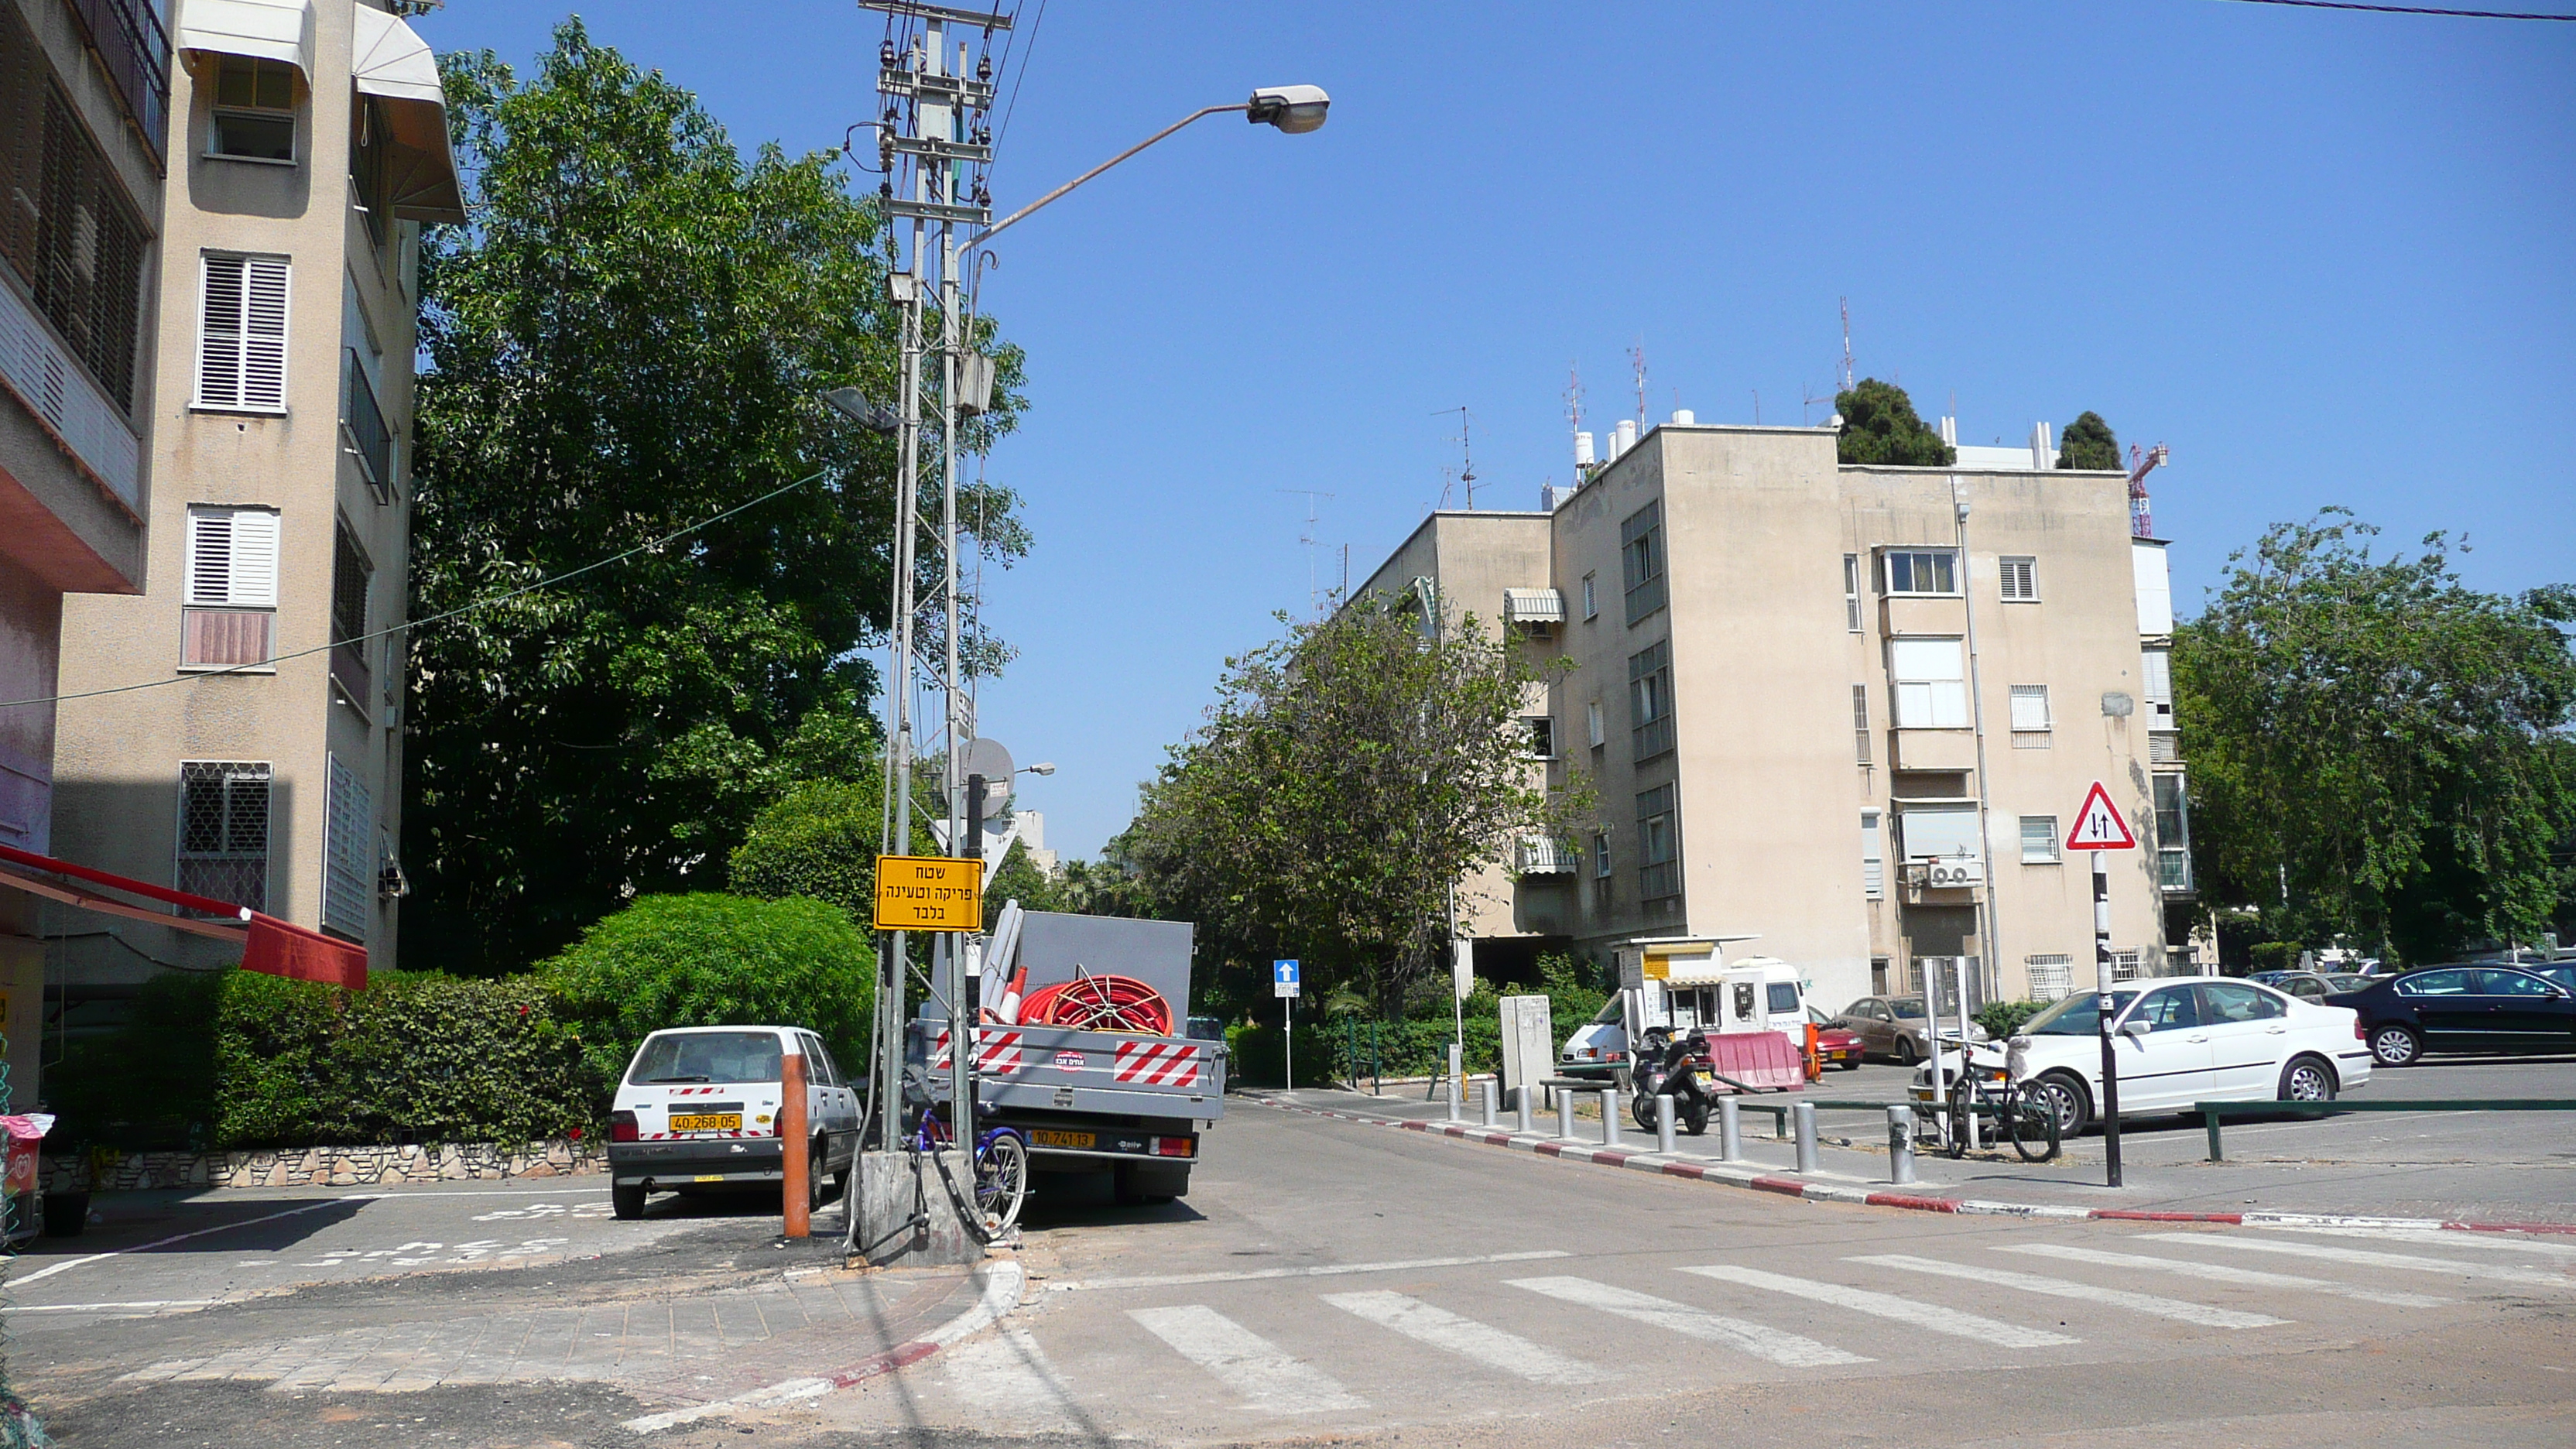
[2327,966,2576,1067]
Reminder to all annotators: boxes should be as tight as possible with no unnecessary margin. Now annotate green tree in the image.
[981,837,1057,927]
[1834,378,1954,467]
[2056,411,2121,470]
[2174,512,2576,962]
[402,22,1026,975]
[1124,603,1585,1017]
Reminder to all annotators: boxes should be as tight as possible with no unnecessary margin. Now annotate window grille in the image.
[2000,556,2038,601]
[2009,684,2051,733]
[198,252,290,412]
[0,38,149,410]
[2111,950,2143,982]
[2020,816,2060,864]
[323,753,373,939]
[331,522,373,702]
[176,762,269,910]
[1843,553,1862,631]
[2025,954,2074,1001]
[1852,684,1871,764]
[1620,502,1667,625]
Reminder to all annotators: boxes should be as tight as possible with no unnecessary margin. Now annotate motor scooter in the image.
[1628,1027,1714,1135]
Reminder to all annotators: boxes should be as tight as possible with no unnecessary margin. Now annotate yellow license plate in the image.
[1029,1129,1094,1149]
[694,1173,724,1183]
[670,1113,742,1132]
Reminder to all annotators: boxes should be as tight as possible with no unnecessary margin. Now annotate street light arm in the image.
[971,104,1249,246]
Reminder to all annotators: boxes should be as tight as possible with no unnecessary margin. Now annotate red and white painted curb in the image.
[1253,1094,2576,1238]
[621,1259,1026,1434]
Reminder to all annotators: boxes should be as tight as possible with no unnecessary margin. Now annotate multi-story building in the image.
[50,0,461,994]
[1355,411,2196,1012]
[0,0,169,1098]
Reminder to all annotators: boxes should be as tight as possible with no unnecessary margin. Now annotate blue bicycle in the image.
[909,1107,1029,1233]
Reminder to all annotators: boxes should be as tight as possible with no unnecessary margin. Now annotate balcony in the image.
[0,272,140,510]
[68,0,170,163]
[342,350,392,501]
[331,637,373,710]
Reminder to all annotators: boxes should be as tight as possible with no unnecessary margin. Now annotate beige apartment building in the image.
[0,0,168,1099]
[1358,413,2194,1014]
[51,0,461,993]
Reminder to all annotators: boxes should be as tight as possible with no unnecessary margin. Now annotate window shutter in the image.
[198,254,244,407]
[2000,557,2036,601]
[187,508,278,606]
[242,256,289,409]
[197,253,289,411]
[187,509,234,605]
[2009,684,2051,731]
[230,509,278,605]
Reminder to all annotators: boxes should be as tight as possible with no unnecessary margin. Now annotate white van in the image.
[606,1026,862,1221]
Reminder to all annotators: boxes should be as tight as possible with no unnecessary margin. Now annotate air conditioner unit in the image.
[1926,855,1985,889]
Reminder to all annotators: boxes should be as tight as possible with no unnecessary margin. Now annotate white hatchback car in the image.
[1923,978,2371,1135]
[607,1026,862,1220]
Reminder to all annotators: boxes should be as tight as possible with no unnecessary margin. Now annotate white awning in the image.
[351,5,464,223]
[176,0,316,77]
[1516,837,1574,875]
[1503,587,1565,625]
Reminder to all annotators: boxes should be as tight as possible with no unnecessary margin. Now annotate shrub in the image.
[538,893,875,1098]
[2248,940,2303,974]
[729,779,882,920]
[1973,999,2049,1040]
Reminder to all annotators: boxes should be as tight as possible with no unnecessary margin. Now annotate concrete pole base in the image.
[849,1149,981,1267]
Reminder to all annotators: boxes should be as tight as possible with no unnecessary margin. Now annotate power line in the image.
[2221,0,2575,18]
[0,468,830,712]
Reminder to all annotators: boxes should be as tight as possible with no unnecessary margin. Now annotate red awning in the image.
[0,842,367,990]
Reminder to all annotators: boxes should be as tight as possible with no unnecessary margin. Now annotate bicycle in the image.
[909,1107,1030,1235]
[1941,1036,2060,1163]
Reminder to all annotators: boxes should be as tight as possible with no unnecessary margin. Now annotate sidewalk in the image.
[1257,1084,2576,1230]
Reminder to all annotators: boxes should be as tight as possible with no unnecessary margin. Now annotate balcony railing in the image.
[68,0,170,163]
[343,349,392,498]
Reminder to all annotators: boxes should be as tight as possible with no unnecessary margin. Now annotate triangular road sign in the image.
[2064,781,2138,851]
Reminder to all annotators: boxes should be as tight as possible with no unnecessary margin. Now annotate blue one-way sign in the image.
[1273,959,1300,998]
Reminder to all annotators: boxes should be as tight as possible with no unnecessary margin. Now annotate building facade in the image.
[0,0,169,1101]
[50,0,460,999]
[1356,415,2196,1014]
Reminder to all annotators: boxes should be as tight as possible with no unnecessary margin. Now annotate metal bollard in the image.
[1557,1089,1577,1140]
[1445,1044,1464,1121]
[1479,1078,1498,1129]
[1718,1097,1742,1161]
[1516,1083,1535,1135]
[1597,1088,1619,1146]
[1888,1104,1917,1186]
[1655,1094,1677,1154]
[1793,1100,1818,1173]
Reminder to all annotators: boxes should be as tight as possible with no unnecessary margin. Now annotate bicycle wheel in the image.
[976,1132,1029,1234]
[1944,1081,1973,1158]
[2008,1086,2061,1163]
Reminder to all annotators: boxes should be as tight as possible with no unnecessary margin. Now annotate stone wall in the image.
[43,1138,601,1192]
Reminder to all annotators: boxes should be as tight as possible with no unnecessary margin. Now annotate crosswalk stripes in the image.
[1125,1305,1368,1415]
[1678,1263,2081,1348]
[938,1328,1088,1430]
[1848,1254,2289,1329]
[2263,1228,2576,1259]
[2133,1232,2576,1290]
[1505,1276,1870,1367]
[1322,1290,1614,1384]
[2001,1242,2454,1307]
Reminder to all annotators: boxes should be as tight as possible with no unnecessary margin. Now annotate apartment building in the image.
[0,0,168,1098]
[1356,413,2195,1013]
[50,0,461,990]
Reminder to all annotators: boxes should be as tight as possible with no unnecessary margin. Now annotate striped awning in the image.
[1503,588,1565,625]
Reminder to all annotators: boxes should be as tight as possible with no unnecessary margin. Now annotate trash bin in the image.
[1,1114,61,1239]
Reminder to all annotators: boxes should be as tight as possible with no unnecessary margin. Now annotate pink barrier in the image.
[1698,1031,1807,1093]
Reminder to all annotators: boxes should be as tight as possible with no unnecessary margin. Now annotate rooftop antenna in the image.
[1275,488,1335,610]
[1564,360,1584,452]
[1433,406,1477,510]
[1839,296,1854,391]
[1629,341,1649,426]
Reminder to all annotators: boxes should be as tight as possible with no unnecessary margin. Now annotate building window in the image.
[209,55,296,163]
[0,39,150,409]
[1636,783,1679,905]
[2009,684,2051,735]
[1581,571,1598,621]
[1585,699,1604,749]
[2111,949,2143,982]
[2142,648,2174,728]
[1861,810,1884,899]
[351,96,389,247]
[177,762,270,911]
[1899,804,1981,862]
[2000,556,2038,601]
[1881,549,1959,596]
[1628,639,1674,762]
[182,506,279,668]
[1844,553,1863,631]
[2020,815,2060,864]
[1523,715,1555,760]
[1871,956,1892,995]
[1889,638,1968,728]
[2025,954,2074,1001]
[1592,829,1612,879]
[1620,502,1667,625]
[197,252,290,412]
[1852,684,1871,765]
[2154,773,2191,891]
[324,752,374,940]
[331,522,375,702]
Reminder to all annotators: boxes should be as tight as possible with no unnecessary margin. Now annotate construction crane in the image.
[2127,442,2171,538]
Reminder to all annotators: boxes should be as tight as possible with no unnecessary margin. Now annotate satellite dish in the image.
[958,738,1015,808]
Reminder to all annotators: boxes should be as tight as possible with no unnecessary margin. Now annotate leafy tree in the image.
[2056,411,2121,470]
[2174,512,2576,962]
[728,770,937,923]
[537,893,876,1094]
[402,22,1026,975]
[981,837,1053,928]
[1124,603,1585,1017]
[1834,379,1954,467]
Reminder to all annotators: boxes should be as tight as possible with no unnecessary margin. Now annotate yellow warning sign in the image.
[873,855,984,932]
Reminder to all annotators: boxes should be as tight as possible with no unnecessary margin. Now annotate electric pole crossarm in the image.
[972,104,1250,245]
[862,1,1014,31]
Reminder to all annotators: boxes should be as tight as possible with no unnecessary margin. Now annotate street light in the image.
[1022,762,1055,776]
[822,386,900,434]
[972,85,1331,246]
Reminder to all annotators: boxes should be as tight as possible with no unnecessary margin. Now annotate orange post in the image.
[1803,1023,1823,1083]
[780,1049,810,1238]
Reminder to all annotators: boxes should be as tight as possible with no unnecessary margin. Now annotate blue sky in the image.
[418,2,2576,858]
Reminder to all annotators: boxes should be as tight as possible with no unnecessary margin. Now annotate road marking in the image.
[1321,1290,1614,1383]
[1056,1249,1570,1292]
[9,1300,218,1313]
[2257,1227,2576,1259]
[1505,1276,1869,1368]
[1678,1264,2079,1348]
[10,1199,366,1286]
[1849,1255,2287,1329]
[1126,1306,1366,1415]
[2136,1232,2576,1289]
[1997,1243,2451,1307]
[939,1329,1086,1429]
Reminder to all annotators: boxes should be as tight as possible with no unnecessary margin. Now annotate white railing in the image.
[0,275,142,512]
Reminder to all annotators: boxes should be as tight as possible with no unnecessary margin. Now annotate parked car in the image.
[607,1026,864,1221]
[1830,995,1987,1065]
[1185,1015,1235,1075]
[2325,966,2576,1067]
[1918,978,2372,1135]
[2252,970,2377,1003]
[1558,998,1632,1080]
[1804,1006,1865,1070]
